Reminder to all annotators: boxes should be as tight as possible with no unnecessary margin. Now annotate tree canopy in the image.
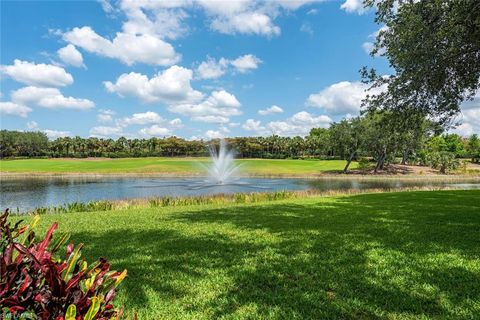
[362,0,480,124]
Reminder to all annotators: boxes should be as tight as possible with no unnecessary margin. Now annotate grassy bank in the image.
[16,190,480,319]
[0,158,356,176]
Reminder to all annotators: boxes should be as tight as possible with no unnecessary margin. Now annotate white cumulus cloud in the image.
[63,26,180,66]
[243,119,265,131]
[1,60,73,87]
[104,65,203,104]
[267,111,332,136]
[138,117,183,137]
[117,1,322,38]
[230,54,262,73]
[57,44,85,68]
[258,105,283,115]
[362,26,388,56]
[205,129,225,139]
[44,129,71,139]
[92,110,183,137]
[0,102,32,118]
[26,121,39,130]
[139,125,173,137]
[97,109,116,123]
[453,91,480,136]
[120,1,189,40]
[196,56,229,80]
[243,111,332,136]
[195,54,262,79]
[196,1,281,36]
[210,11,281,37]
[11,86,95,110]
[117,111,164,127]
[89,126,124,137]
[306,81,384,115]
[168,90,241,124]
[340,0,366,14]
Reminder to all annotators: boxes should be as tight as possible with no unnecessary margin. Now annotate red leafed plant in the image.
[0,209,127,319]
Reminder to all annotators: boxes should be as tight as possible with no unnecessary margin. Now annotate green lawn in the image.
[0,158,356,175]
[20,190,480,319]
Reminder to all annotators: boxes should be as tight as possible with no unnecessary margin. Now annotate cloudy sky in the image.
[0,0,478,139]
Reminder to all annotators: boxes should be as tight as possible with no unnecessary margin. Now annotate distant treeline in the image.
[1,111,480,169]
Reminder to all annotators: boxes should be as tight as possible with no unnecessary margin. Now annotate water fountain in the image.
[186,139,243,190]
[151,139,275,191]
[191,140,277,190]
[205,139,240,185]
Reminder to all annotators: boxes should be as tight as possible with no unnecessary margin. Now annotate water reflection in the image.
[1,176,479,212]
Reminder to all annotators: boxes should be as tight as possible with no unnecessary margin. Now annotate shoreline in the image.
[10,185,480,215]
[1,171,480,180]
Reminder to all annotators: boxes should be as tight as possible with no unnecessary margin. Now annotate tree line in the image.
[1,111,479,172]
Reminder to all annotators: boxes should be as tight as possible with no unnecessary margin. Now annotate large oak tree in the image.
[362,0,480,125]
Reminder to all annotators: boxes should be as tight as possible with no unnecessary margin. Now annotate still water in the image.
[1,176,479,212]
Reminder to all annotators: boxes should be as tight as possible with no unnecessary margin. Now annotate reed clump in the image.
[148,190,294,208]
[27,200,113,215]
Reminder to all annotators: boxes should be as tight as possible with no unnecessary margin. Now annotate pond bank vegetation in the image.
[11,183,479,215]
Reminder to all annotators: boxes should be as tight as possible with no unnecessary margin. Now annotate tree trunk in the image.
[379,154,385,170]
[374,150,386,173]
[342,151,356,174]
[401,149,409,165]
[374,157,380,173]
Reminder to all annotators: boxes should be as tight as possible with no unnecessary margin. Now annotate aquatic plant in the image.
[0,209,127,319]
[148,190,294,208]
[32,200,114,215]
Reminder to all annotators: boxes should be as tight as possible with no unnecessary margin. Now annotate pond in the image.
[2,176,480,212]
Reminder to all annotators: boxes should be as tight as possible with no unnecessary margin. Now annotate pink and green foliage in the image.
[0,209,127,319]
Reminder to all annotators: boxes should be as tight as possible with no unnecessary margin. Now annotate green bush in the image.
[426,151,460,174]
[357,158,372,170]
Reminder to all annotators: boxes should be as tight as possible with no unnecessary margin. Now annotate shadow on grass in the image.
[69,190,480,319]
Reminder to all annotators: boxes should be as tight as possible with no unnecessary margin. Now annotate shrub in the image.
[357,157,372,170]
[0,209,126,319]
[426,151,460,174]
[415,150,429,166]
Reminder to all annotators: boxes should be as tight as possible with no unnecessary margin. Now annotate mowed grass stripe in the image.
[0,158,356,175]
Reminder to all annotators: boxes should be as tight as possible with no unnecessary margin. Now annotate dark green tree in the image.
[362,0,480,124]
[467,134,480,163]
[329,117,365,173]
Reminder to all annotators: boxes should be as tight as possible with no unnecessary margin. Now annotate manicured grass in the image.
[239,158,357,175]
[0,158,356,175]
[19,190,480,319]
[0,157,205,174]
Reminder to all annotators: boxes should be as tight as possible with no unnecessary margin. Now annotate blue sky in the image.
[1,0,477,139]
